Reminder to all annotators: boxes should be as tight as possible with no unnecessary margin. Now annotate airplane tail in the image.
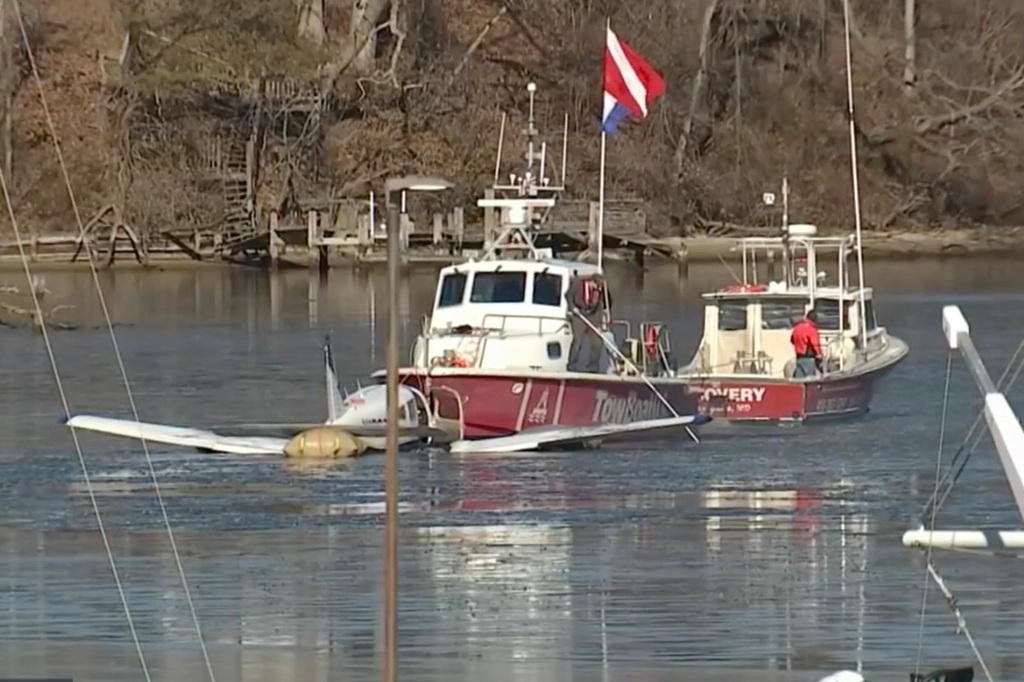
[324,335,345,422]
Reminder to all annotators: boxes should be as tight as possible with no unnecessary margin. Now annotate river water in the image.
[0,258,1023,682]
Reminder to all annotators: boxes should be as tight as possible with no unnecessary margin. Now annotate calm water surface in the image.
[1,258,1024,682]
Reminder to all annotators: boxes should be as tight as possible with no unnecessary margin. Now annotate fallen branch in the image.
[452,6,509,79]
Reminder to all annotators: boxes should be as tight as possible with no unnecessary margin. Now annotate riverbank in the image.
[0,227,1019,272]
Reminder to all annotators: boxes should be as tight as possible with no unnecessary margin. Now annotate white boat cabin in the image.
[685,228,891,379]
[412,258,616,373]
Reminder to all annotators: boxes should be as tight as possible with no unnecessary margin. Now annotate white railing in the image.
[479,313,568,335]
[903,306,1024,550]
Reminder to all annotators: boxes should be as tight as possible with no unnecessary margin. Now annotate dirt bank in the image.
[681,227,1024,263]
[0,227,1019,273]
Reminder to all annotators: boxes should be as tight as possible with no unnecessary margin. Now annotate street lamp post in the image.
[382,174,452,682]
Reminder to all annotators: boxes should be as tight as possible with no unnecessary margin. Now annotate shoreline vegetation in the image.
[0,227,1018,272]
[3,2,1024,263]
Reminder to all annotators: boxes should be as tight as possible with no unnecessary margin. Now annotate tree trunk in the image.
[296,0,326,47]
[673,0,718,177]
[349,0,390,76]
[0,0,11,182]
[903,0,916,95]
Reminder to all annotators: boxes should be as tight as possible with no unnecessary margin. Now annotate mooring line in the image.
[12,1,216,679]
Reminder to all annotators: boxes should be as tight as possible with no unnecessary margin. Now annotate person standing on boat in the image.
[566,274,604,371]
[791,308,823,378]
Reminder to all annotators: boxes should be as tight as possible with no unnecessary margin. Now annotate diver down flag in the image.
[602,26,665,135]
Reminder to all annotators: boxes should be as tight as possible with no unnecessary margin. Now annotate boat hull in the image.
[386,370,704,439]
[689,360,903,422]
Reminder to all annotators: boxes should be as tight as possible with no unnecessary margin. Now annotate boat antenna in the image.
[524,82,543,186]
[560,112,569,188]
[494,112,506,187]
[782,177,790,286]
[842,0,868,350]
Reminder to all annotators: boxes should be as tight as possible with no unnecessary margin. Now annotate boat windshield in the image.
[433,268,569,312]
[532,272,562,306]
[470,271,527,303]
[438,272,467,307]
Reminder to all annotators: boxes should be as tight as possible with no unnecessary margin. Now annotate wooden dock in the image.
[0,195,688,269]
[240,194,686,269]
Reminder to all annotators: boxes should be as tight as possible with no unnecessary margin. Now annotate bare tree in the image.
[296,0,326,47]
[0,0,13,182]
[903,0,916,95]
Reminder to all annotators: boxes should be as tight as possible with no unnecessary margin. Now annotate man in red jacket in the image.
[791,308,823,378]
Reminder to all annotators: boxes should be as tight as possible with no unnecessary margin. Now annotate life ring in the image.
[722,283,767,293]
[643,324,660,360]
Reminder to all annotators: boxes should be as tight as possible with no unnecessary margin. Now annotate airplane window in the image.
[470,272,526,303]
[437,273,467,307]
[532,273,563,306]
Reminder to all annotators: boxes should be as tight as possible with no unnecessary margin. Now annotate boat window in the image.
[437,273,467,307]
[761,300,806,330]
[532,273,563,306]
[470,271,527,303]
[546,341,562,359]
[863,300,877,330]
[812,299,845,330]
[718,300,747,331]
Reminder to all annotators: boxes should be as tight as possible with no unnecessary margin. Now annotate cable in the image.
[0,136,152,682]
[12,2,216,680]
[914,352,952,677]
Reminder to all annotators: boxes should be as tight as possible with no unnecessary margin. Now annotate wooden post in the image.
[318,245,329,276]
[307,209,317,250]
[269,210,280,268]
[483,188,497,250]
[588,201,600,260]
[453,206,465,249]
[399,213,412,251]
[357,214,371,246]
[432,213,443,246]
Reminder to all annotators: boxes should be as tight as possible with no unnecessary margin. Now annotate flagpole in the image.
[597,130,606,270]
[597,17,610,271]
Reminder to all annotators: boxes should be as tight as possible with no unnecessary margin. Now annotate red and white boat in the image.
[675,184,909,422]
[372,83,707,441]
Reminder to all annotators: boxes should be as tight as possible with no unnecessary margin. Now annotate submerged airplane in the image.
[64,338,708,458]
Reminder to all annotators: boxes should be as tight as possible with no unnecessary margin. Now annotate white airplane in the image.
[64,337,708,457]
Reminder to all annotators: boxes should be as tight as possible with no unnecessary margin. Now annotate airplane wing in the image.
[65,415,290,456]
[212,422,458,443]
[64,415,458,455]
[447,414,709,454]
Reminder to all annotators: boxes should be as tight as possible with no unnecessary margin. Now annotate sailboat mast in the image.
[842,0,868,350]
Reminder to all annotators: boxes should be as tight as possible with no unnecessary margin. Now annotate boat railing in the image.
[479,313,569,336]
[734,234,857,292]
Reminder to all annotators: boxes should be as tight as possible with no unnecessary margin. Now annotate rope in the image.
[0,147,152,681]
[12,3,216,680]
[925,562,994,682]
[914,352,952,677]
[571,311,699,443]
